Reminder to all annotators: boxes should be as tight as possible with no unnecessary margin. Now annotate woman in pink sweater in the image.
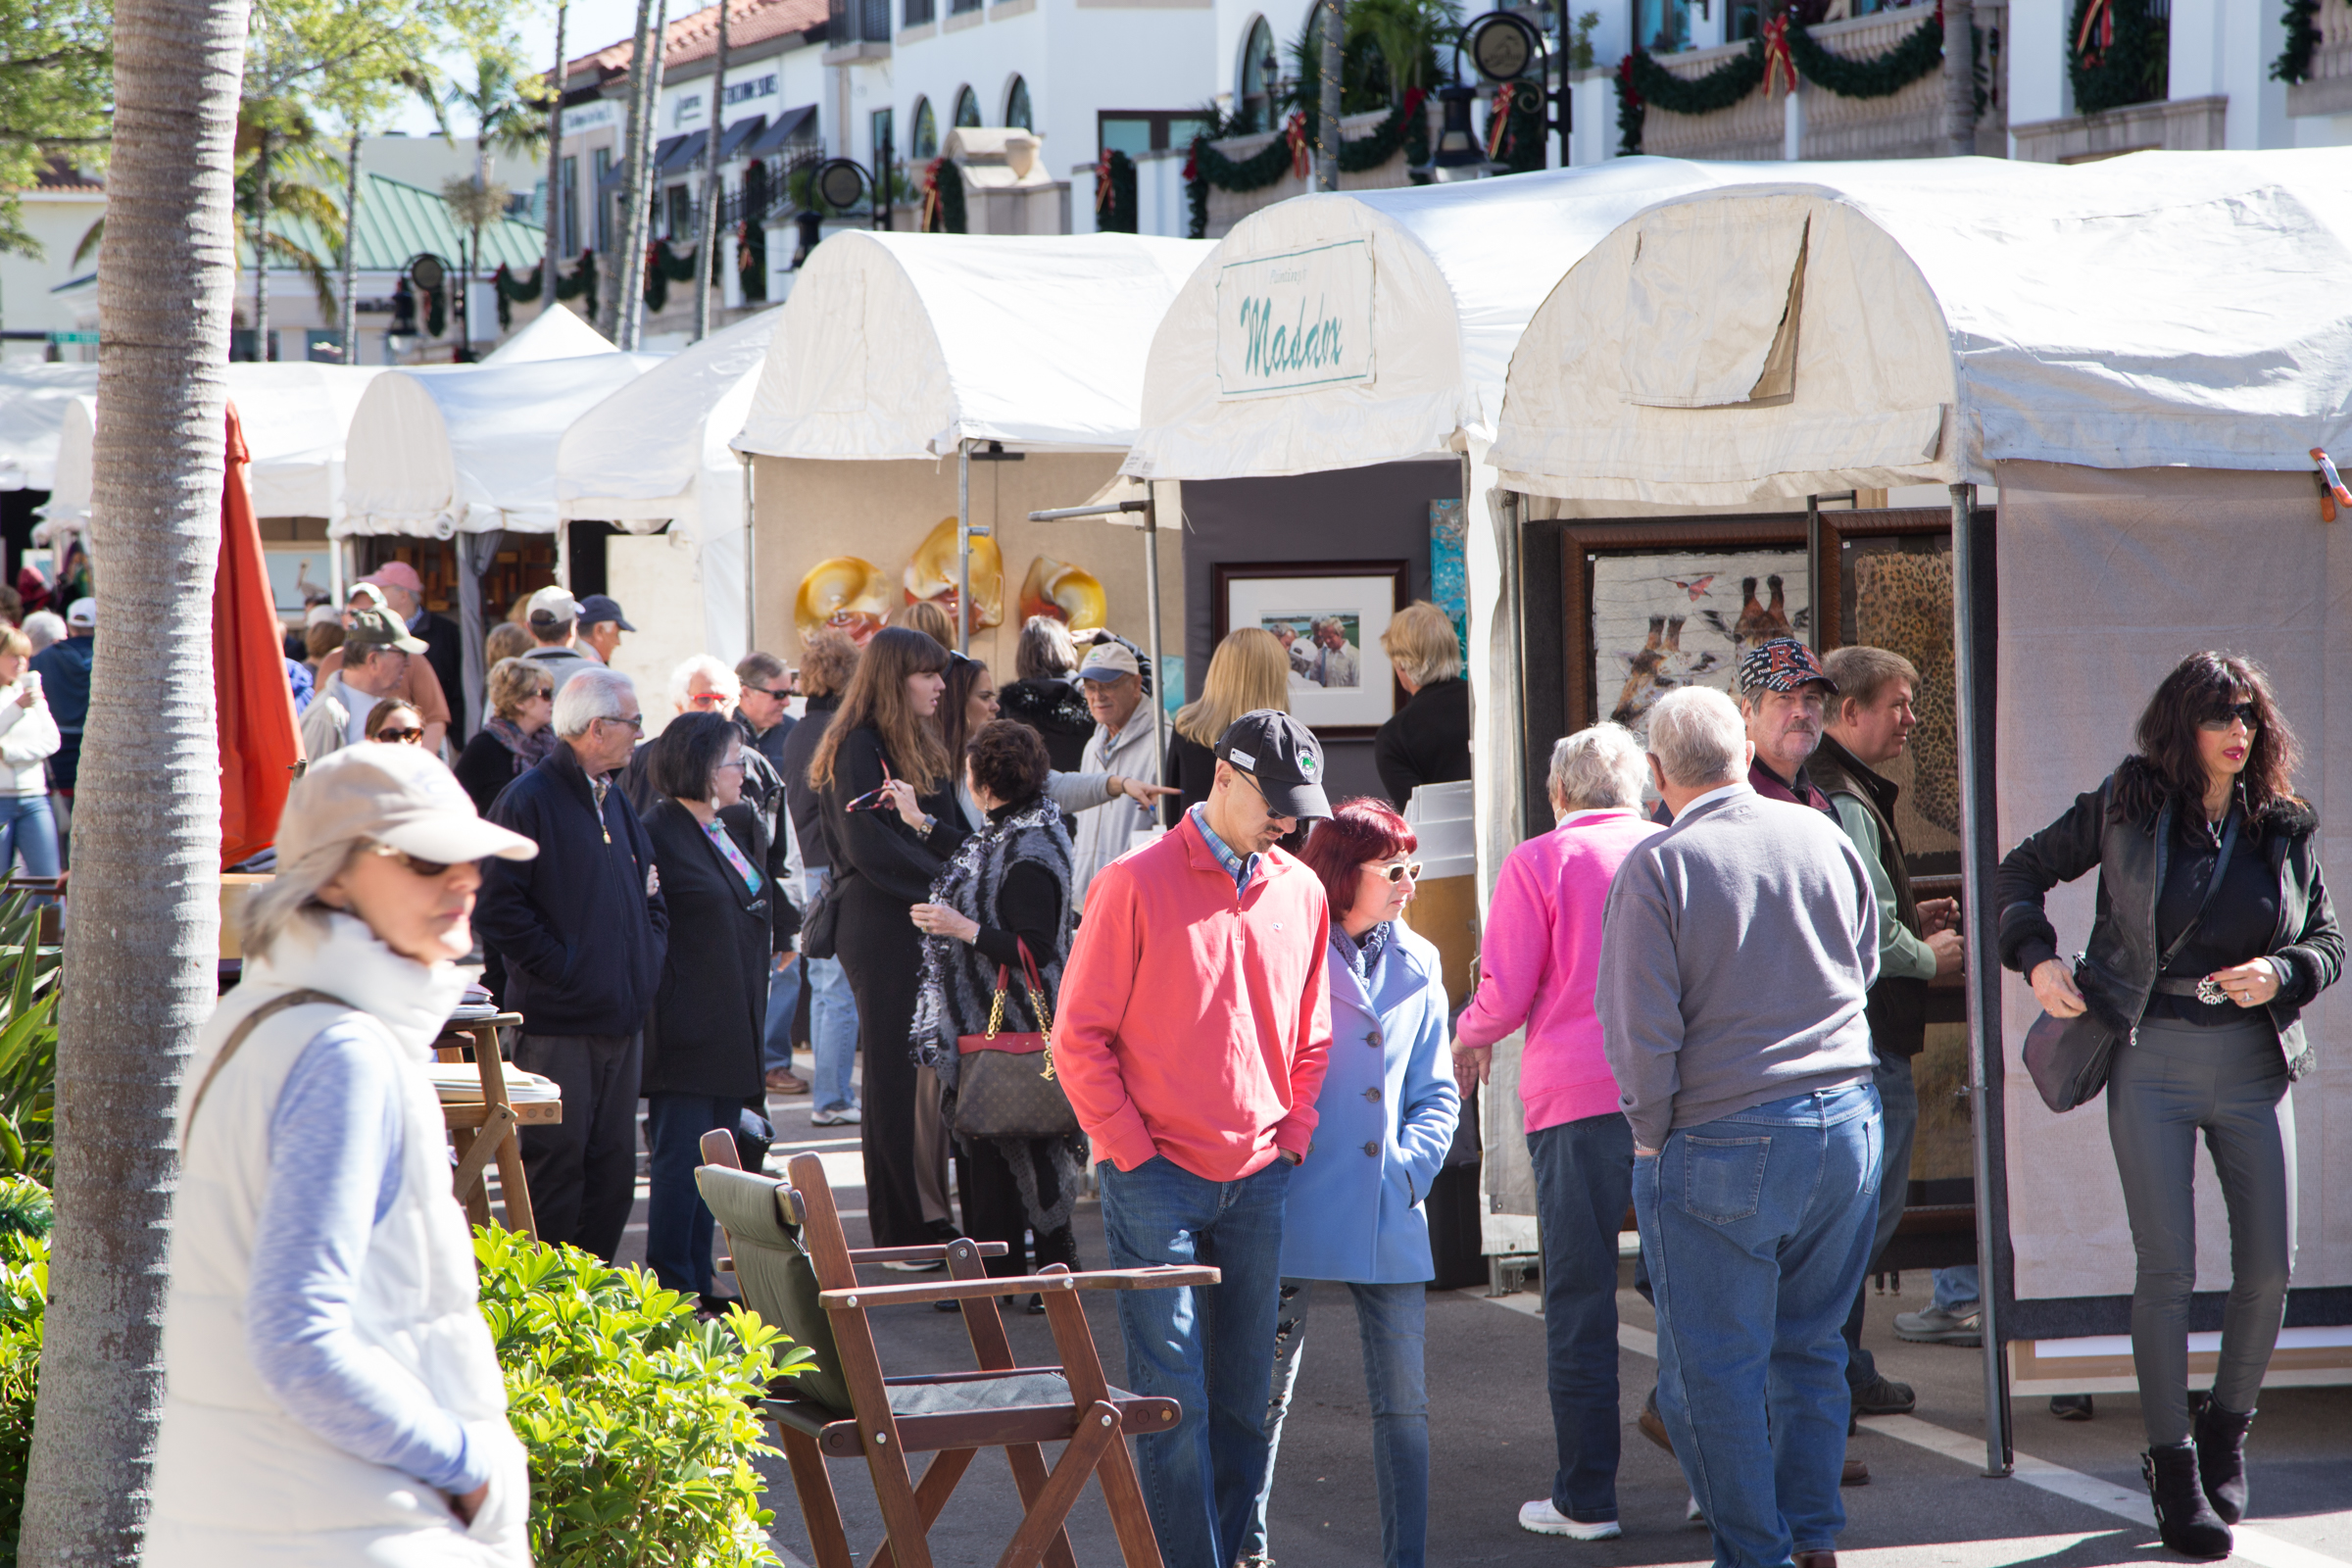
[1454,723,1658,1542]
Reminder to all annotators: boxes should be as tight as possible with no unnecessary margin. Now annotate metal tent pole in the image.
[742,454,757,655]
[1141,488,1166,787]
[956,438,971,654]
[1949,479,2013,1479]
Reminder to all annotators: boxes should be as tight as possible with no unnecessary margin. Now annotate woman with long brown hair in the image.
[808,626,968,1247]
[1996,651,2339,1559]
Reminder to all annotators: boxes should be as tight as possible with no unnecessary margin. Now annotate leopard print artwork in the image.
[1854,550,1959,836]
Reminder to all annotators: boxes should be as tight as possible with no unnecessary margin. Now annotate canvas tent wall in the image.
[0,362,100,493]
[730,230,1210,688]
[558,307,780,707]
[1489,148,2352,1460]
[482,303,615,366]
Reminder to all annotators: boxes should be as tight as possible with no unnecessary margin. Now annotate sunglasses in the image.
[2196,703,2260,733]
[370,843,478,879]
[374,726,423,744]
[686,691,732,709]
[843,755,901,812]
[1370,860,1423,884]
[751,686,792,700]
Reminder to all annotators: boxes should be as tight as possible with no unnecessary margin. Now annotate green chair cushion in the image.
[696,1164,856,1417]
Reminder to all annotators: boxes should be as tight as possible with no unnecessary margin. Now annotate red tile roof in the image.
[564,0,826,90]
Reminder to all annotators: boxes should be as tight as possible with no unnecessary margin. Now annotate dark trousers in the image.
[515,1031,642,1260]
[837,882,929,1245]
[1529,1111,1636,1524]
[1841,1051,1917,1389]
[957,1136,1077,1278]
[644,1093,738,1297]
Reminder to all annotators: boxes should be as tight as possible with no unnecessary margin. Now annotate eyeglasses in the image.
[2197,703,2260,733]
[373,726,423,744]
[714,758,747,773]
[596,712,645,731]
[1231,768,1296,823]
[1369,860,1424,884]
[751,686,792,700]
[369,843,478,879]
[685,691,732,709]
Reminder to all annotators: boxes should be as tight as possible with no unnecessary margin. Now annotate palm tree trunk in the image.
[606,0,658,341]
[619,0,669,349]
[338,126,362,362]
[16,0,246,1556]
[253,126,273,358]
[1316,0,1342,192]
[543,0,569,310]
[692,0,729,341]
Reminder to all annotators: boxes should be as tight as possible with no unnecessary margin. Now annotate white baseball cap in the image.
[527,585,584,625]
[65,598,95,629]
[1076,641,1140,681]
[279,745,538,867]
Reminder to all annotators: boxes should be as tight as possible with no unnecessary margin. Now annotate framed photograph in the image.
[1212,560,1409,738]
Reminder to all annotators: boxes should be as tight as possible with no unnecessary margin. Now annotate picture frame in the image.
[1212,560,1409,739]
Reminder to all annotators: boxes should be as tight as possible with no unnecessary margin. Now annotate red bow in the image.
[921,157,944,231]
[1284,110,1311,181]
[1095,148,1115,213]
[2075,0,2114,65]
[1762,14,1797,97]
[1615,53,1643,109]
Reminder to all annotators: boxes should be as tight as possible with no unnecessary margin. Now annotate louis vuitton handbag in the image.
[953,939,1081,1140]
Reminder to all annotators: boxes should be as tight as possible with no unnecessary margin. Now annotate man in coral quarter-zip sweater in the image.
[1054,710,1334,1568]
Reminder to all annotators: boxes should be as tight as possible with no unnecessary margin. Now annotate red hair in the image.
[1299,797,1418,916]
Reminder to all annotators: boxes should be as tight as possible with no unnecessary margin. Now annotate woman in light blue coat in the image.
[1245,797,1461,1568]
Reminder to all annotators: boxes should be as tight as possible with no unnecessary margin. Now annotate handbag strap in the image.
[981,940,1054,1040]
[2155,805,2241,974]
[185,988,344,1143]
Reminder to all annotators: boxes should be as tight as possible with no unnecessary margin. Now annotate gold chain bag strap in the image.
[185,989,345,1142]
[952,939,1079,1140]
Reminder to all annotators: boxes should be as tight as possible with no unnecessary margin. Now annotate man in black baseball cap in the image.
[1213,709,1331,834]
[578,594,635,666]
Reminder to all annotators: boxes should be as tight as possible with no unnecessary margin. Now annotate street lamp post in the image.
[1455,6,1575,169]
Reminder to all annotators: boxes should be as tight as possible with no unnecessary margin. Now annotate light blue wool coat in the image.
[1277,920,1461,1285]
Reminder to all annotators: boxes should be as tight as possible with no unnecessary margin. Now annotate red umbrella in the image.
[217,403,304,867]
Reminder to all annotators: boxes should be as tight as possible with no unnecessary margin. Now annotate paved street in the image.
[610,1102,2352,1568]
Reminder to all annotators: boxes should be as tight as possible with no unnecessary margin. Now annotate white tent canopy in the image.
[340,351,662,537]
[482,303,616,365]
[731,231,1213,460]
[558,307,782,663]
[1491,150,2352,508]
[1121,159,1746,482]
[0,362,100,492]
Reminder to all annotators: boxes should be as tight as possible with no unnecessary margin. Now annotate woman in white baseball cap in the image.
[143,744,539,1567]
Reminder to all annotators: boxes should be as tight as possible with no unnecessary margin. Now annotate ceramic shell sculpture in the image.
[1018,554,1107,631]
[796,556,890,646]
[904,515,1004,631]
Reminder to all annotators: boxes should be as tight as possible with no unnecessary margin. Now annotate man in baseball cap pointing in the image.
[1053,709,1335,1565]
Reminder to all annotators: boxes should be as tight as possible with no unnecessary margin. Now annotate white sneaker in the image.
[1518,1500,1621,1540]
[1686,1494,1705,1523]
[811,1105,861,1126]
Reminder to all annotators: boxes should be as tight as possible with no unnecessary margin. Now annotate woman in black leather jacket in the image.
[1995,652,2338,1559]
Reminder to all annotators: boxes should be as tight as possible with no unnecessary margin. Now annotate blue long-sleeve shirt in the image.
[246,1022,485,1494]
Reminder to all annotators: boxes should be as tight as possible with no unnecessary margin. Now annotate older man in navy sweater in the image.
[476,666,668,1259]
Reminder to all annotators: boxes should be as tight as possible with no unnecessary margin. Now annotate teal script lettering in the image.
[1238,293,1346,381]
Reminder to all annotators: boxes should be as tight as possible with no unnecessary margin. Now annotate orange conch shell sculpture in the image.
[1018,555,1107,632]
[795,556,890,646]
[903,516,1004,631]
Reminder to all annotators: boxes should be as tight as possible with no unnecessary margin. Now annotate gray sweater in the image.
[1596,786,1880,1150]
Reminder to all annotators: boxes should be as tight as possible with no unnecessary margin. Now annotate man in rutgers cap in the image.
[1054,710,1336,1568]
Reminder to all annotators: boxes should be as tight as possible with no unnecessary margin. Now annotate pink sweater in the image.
[1457,808,1661,1134]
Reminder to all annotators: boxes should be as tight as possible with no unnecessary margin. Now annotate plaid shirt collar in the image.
[1188,804,1259,894]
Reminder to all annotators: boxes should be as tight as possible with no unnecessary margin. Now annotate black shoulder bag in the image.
[2023,808,2237,1113]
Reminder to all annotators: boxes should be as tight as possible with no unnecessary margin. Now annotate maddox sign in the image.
[1214,239,1375,400]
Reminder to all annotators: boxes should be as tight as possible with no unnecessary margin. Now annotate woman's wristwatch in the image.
[918,812,938,837]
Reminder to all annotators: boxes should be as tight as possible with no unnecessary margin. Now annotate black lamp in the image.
[1430,83,1495,180]
[792,208,824,269]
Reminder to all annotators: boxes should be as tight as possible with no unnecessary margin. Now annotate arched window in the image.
[1004,75,1033,130]
[910,97,939,158]
[1238,18,1278,132]
[954,85,982,127]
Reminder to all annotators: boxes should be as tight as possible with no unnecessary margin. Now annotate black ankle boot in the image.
[2143,1442,2231,1559]
[2191,1398,2255,1525]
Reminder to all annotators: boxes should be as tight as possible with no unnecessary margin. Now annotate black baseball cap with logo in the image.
[1214,710,1330,820]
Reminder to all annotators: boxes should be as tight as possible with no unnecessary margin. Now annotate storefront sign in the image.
[1214,239,1374,400]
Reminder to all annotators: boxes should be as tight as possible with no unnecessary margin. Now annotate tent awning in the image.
[731,231,1213,461]
[0,362,100,493]
[482,304,617,365]
[560,306,779,527]
[741,106,817,159]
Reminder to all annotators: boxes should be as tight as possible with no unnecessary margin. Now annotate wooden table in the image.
[435,1011,561,1242]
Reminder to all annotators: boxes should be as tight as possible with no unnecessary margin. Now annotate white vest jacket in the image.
[143,914,531,1567]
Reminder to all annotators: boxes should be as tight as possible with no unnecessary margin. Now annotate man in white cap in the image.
[519,586,600,693]
[31,598,97,845]
[1067,638,1161,909]
[303,608,429,762]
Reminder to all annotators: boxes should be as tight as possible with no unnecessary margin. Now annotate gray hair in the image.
[553,666,635,737]
[22,612,63,654]
[1645,687,1747,789]
[667,654,739,713]
[1548,723,1647,811]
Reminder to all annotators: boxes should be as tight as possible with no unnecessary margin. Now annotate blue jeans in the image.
[1099,1153,1293,1568]
[1935,1265,1980,1314]
[1842,1052,1917,1389]
[1636,1083,1882,1568]
[804,871,859,1112]
[0,793,59,880]
[643,1093,740,1298]
[1247,1279,1429,1568]
[761,955,800,1076]
[1529,1111,1636,1523]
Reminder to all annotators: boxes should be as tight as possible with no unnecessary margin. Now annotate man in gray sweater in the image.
[1597,686,1882,1568]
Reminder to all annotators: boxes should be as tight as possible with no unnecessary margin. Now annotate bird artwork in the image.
[1668,573,1717,601]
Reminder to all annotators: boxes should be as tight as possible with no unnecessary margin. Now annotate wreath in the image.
[642,237,699,313]
[491,250,600,328]
[2273,0,2323,82]
[2068,0,2168,113]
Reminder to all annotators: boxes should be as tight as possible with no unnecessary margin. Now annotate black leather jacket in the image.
[1995,769,2341,1079]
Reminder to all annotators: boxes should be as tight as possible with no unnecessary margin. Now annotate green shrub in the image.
[0,1177,54,1567]
[0,895,60,1182]
[474,1226,810,1568]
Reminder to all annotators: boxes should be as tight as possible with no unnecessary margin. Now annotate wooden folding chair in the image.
[696,1133,1214,1568]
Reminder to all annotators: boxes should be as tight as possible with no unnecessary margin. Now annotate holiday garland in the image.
[491,250,600,329]
[2272,0,2322,83]
[423,282,445,340]
[1614,5,1949,154]
[2068,0,2168,113]
[738,220,767,302]
[1181,89,1428,240]
[922,158,967,234]
[1616,55,1646,156]
[642,237,699,314]
[1787,6,1943,96]
[1096,149,1138,234]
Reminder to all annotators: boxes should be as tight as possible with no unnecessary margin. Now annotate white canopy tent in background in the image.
[1490,148,2352,1464]
[0,362,100,493]
[481,304,616,366]
[732,230,1213,778]
[558,306,782,680]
